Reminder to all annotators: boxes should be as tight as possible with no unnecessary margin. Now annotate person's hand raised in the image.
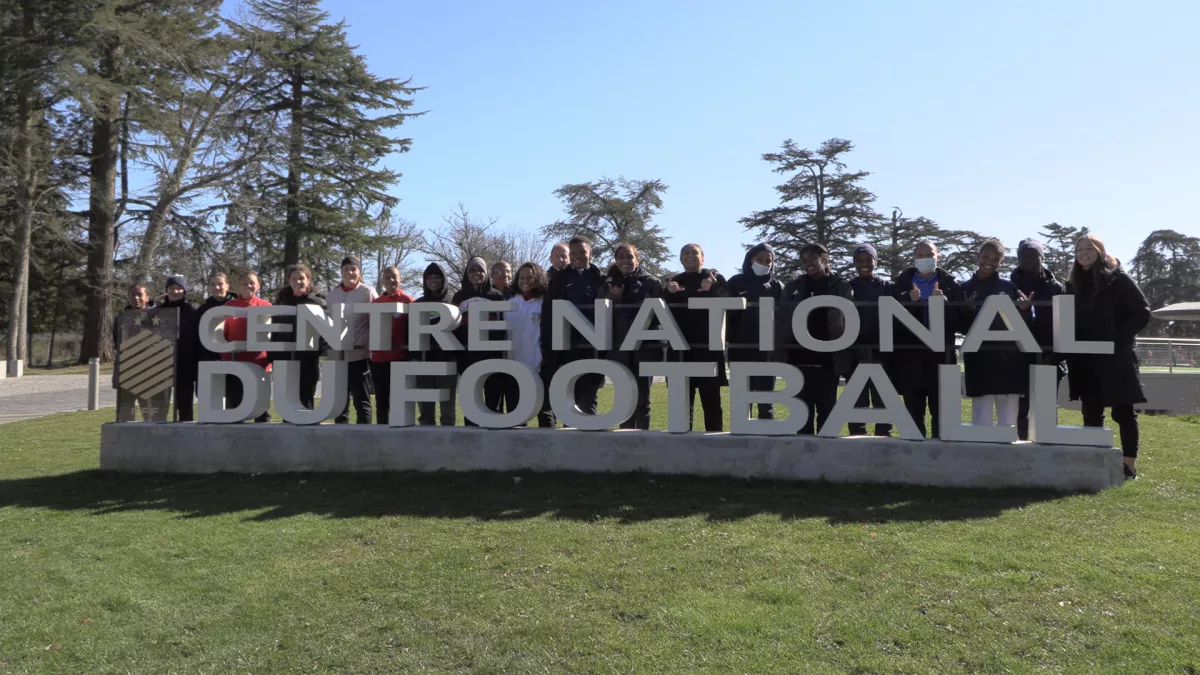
[909,283,921,302]
[1017,290,1035,312]
[931,282,944,297]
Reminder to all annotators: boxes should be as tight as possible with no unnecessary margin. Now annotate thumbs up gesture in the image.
[931,282,944,297]
[909,283,921,302]
[1017,290,1035,312]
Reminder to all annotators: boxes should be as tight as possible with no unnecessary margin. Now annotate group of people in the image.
[115,232,1151,479]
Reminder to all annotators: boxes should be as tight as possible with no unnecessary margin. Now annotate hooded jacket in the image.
[451,257,506,370]
[197,292,237,362]
[725,244,785,355]
[415,263,453,362]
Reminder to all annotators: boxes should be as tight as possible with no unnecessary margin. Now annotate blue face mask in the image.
[915,258,937,275]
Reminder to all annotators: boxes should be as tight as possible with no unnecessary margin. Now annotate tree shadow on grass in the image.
[0,470,1069,525]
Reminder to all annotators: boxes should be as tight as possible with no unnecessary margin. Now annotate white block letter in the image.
[468,300,514,352]
[198,306,246,354]
[961,295,1040,353]
[459,359,542,428]
[757,297,776,352]
[1028,364,1114,446]
[936,364,1018,443]
[197,361,270,423]
[639,361,719,433]
[272,360,347,424]
[880,296,945,352]
[820,364,923,440]
[356,302,406,351]
[549,359,637,430]
[791,295,860,352]
[1053,295,1114,355]
[689,297,747,350]
[728,361,806,435]
[247,306,295,352]
[390,361,457,427]
[408,303,464,352]
[551,299,612,351]
[619,298,688,351]
[295,303,347,351]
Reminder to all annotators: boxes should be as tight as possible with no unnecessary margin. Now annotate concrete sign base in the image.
[100,424,1124,493]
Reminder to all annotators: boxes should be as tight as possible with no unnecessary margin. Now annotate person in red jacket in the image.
[221,270,272,422]
[370,266,414,424]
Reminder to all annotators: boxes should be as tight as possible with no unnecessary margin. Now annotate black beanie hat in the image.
[340,255,361,269]
[165,275,187,292]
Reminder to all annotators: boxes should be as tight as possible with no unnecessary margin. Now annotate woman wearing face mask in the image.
[600,243,664,430]
[272,264,327,412]
[369,266,415,425]
[890,240,965,438]
[222,270,272,423]
[725,243,785,420]
[507,262,555,428]
[664,244,729,431]
[959,239,1026,428]
[1066,235,1150,479]
[161,275,199,422]
[451,257,507,425]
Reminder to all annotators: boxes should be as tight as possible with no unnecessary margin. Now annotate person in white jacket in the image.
[507,262,554,428]
[327,255,379,423]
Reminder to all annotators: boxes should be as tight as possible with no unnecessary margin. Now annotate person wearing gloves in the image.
[1010,238,1066,440]
[599,243,664,430]
[197,273,236,364]
[544,235,607,417]
[890,241,966,438]
[725,243,785,420]
[1066,235,1151,479]
[507,262,555,428]
[664,243,729,432]
[777,243,854,435]
[959,239,1026,428]
[161,275,199,422]
[327,255,379,424]
[451,256,507,425]
[273,263,327,411]
[369,266,414,425]
[112,283,170,422]
[221,270,272,423]
[847,243,893,436]
[415,263,458,426]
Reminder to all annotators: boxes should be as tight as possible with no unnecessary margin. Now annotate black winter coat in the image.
[960,273,1026,397]
[600,266,665,371]
[889,267,965,394]
[160,297,200,382]
[415,263,454,362]
[725,244,784,357]
[776,272,855,376]
[1065,268,1150,406]
[1011,266,1066,364]
[544,263,606,367]
[664,268,729,385]
[196,292,236,362]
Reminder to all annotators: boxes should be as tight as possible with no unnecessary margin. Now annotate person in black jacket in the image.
[273,264,327,411]
[544,235,607,418]
[891,240,966,438]
[600,243,665,430]
[161,275,199,422]
[960,239,1026,427]
[492,260,516,300]
[548,242,570,283]
[726,243,785,420]
[415,263,458,426]
[1066,235,1150,479]
[1010,238,1066,440]
[847,243,893,436]
[664,243,729,431]
[196,273,236,364]
[777,243,854,435]
[451,257,507,425]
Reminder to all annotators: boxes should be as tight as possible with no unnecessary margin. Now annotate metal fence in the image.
[1134,338,1200,372]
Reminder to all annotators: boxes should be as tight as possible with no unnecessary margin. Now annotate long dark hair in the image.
[1069,234,1118,294]
[515,262,547,298]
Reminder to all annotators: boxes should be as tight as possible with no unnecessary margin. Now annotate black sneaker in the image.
[1123,465,1137,480]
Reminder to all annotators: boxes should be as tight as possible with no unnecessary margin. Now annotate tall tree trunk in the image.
[6,0,36,366]
[47,282,63,367]
[79,41,123,364]
[283,68,303,267]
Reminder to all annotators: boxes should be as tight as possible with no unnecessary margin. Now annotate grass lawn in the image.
[2,386,1199,672]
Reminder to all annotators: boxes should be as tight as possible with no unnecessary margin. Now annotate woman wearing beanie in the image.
[664,243,729,432]
[328,255,379,424]
[506,262,555,427]
[273,264,327,411]
[369,266,415,425]
[600,243,664,430]
[725,243,785,421]
[161,275,199,421]
[451,256,507,425]
[222,270,272,423]
[960,239,1026,428]
[1066,235,1150,479]
[847,243,894,436]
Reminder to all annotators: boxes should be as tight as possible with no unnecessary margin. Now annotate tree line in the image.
[2,0,1196,367]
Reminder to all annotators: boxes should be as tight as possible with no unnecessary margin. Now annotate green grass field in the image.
[2,387,1199,672]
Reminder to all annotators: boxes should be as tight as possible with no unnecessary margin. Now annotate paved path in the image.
[0,375,115,424]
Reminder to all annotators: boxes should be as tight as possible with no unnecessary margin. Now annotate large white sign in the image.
[193,295,1113,446]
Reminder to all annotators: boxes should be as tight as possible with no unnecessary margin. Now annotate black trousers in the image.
[464,374,508,427]
[174,367,196,422]
[506,370,556,428]
[620,376,653,430]
[416,372,458,426]
[1081,398,1139,458]
[336,359,373,424]
[798,366,839,435]
[848,381,893,437]
[369,361,400,425]
[226,373,270,423]
[729,349,774,419]
[904,389,940,439]
[689,380,724,432]
[571,373,606,419]
[295,355,320,410]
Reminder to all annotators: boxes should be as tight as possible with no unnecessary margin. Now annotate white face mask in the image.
[915,258,937,275]
[751,262,771,277]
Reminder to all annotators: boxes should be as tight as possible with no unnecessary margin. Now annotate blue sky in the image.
[261,0,1199,276]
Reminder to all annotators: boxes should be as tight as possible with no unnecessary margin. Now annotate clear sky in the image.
[277,0,1200,277]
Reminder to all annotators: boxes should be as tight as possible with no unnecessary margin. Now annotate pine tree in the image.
[741,138,882,277]
[1038,222,1090,281]
[1131,230,1200,336]
[230,0,422,270]
[541,177,670,276]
